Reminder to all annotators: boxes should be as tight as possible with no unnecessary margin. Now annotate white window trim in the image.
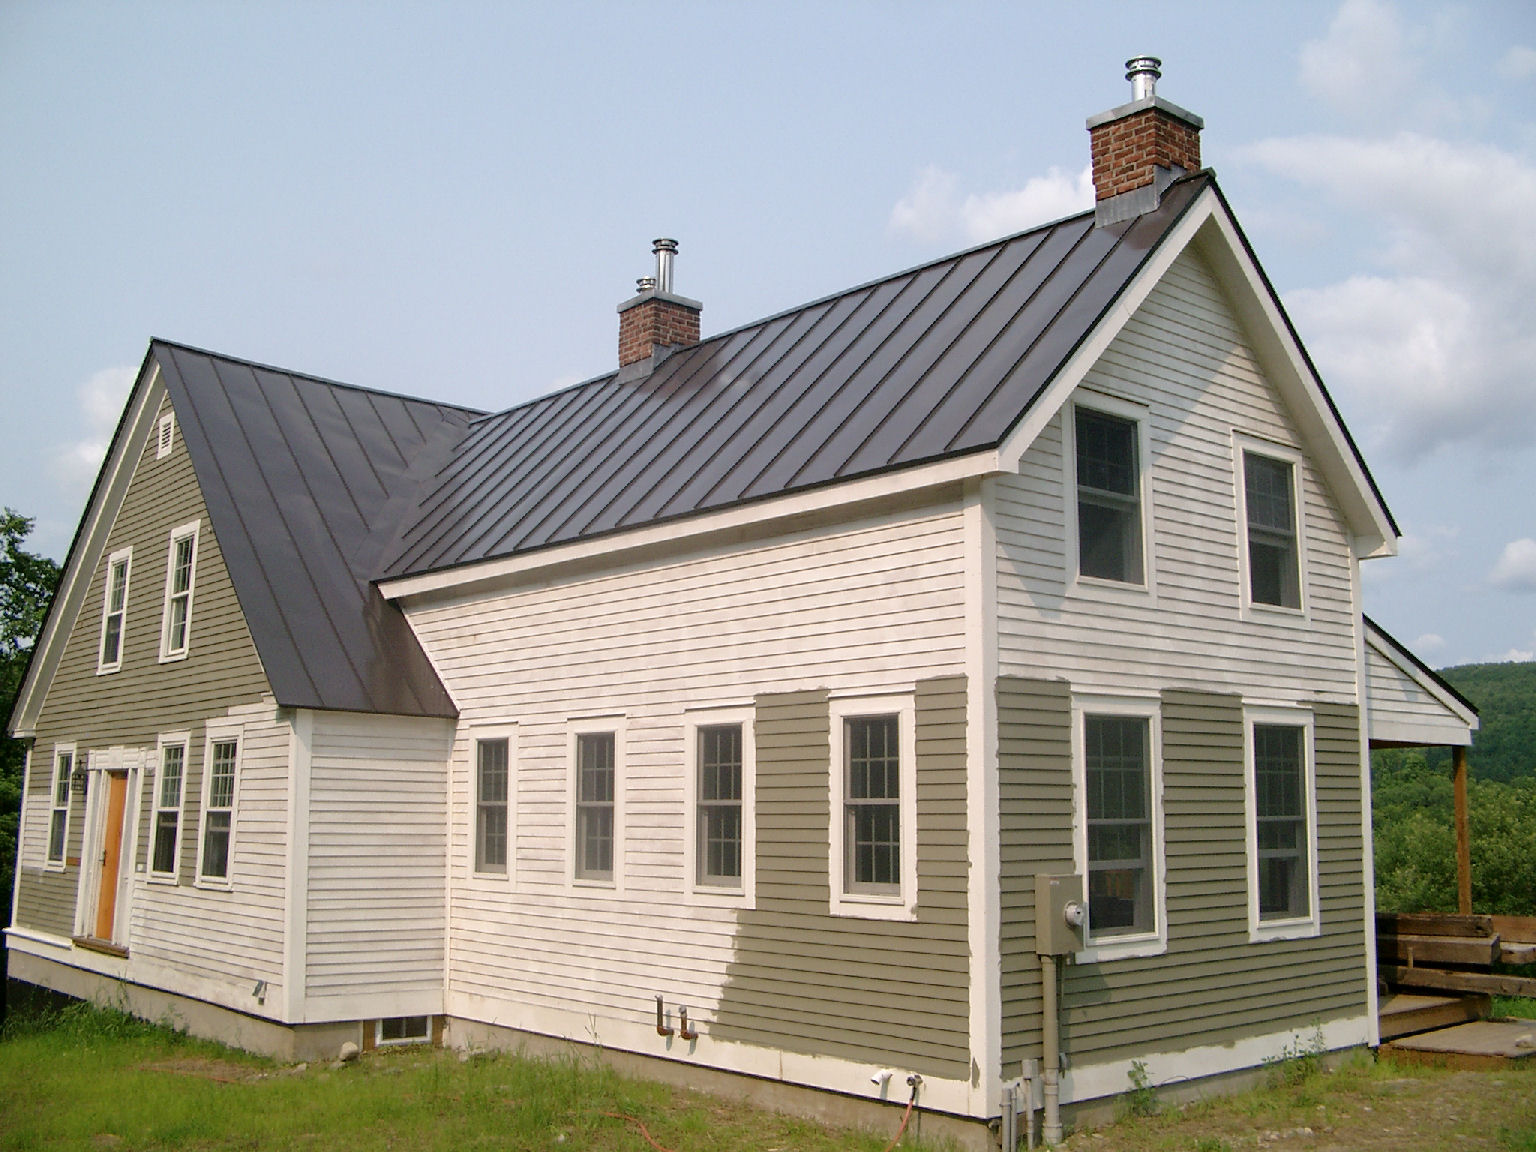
[1071,694,1168,962]
[45,743,76,871]
[1244,704,1321,942]
[375,1016,431,1046]
[683,705,756,907]
[149,732,190,883]
[469,724,517,883]
[194,725,242,889]
[567,715,625,892]
[156,411,176,459]
[1064,390,1157,603]
[96,547,132,675]
[158,520,201,662]
[1232,434,1309,621]
[828,693,918,922]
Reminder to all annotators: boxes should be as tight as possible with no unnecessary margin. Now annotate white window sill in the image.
[830,892,916,922]
[1068,574,1156,607]
[193,877,233,892]
[95,664,122,677]
[1077,932,1167,963]
[147,874,180,886]
[1250,917,1320,943]
[157,650,190,664]
[687,884,753,910]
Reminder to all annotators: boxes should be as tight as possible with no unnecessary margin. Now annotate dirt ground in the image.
[1056,1059,1536,1152]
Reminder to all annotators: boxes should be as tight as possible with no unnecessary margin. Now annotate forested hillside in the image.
[1372,660,1536,915]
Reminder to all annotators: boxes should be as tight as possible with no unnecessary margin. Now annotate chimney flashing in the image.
[1084,93,1204,133]
[617,288,704,315]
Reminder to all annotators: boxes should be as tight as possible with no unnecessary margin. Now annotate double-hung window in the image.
[1074,403,1146,585]
[474,734,511,876]
[1246,711,1319,940]
[46,747,74,867]
[1239,445,1303,611]
[696,724,743,887]
[151,737,188,879]
[829,696,916,920]
[1074,699,1165,959]
[197,735,239,883]
[573,728,618,884]
[158,521,200,661]
[97,548,131,673]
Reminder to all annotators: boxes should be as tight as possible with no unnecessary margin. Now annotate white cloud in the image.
[1412,633,1445,655]
[1489,645,1536,663]
[1245,132,1536,460]
[890,165,1094,246]
[1299,0,1410,122]
[51,366,134,491]
[1497,45,1536,81]
[1490,538,1536,592]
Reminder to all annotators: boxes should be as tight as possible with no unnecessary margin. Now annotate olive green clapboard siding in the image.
[999,684,1369,1070]
[15,392,272,936]
[997,676,1074,1071]
[711,678,971,1080]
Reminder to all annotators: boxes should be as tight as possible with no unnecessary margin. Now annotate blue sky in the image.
[2,0,1533,666]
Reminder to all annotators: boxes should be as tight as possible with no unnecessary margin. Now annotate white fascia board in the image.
[10,362,164,737]
[1365,622,1480,737]
[997,186,1397,559]
[378,451,999,601]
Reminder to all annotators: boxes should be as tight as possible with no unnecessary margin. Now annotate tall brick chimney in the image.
[1087,57,1203,226]
[617,238,702,368]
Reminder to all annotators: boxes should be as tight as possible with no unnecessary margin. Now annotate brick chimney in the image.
[617,238,702,368]
[1087,57,1203,226]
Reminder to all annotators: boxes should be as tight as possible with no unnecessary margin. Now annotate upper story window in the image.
[156,411,176,459]
[196,734,240,883]
[1073,697,1166,961]
[1245,710,1319,941]
[828,695,916,921]
[1237,443,1304,613]
[158,521,200,661]
[574,729,617,884]
[1073,403,1147,586]
[46,746,75,868]
[97,548,132,673]
[151,736,188,880]
[474,733,511,877]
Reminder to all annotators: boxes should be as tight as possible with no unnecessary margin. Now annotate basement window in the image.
[376,1016,430,1046]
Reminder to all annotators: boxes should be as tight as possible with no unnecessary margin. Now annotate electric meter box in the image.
[1035,873,1086,956]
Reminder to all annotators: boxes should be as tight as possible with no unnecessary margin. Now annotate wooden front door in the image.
[94,771,129,941]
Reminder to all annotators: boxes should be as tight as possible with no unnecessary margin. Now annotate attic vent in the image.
[156,412,176,459]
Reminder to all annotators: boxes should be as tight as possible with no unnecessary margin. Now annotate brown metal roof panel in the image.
[552,317,799,543]
[633,291,872,526]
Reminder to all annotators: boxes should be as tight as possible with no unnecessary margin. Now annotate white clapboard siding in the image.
[1364,642,1472,746]
[127,700,289,999]
[303,711,454,1004]
[404,502,968,1030]
[995,248,1360,702]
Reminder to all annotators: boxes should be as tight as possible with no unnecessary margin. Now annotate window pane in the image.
[1245,454,1299,607]
[201,811,231,879]
[476,738,509,873]
[49,810,67,861]
[1254,723,1309,920]
[844,715,900,893]
[54,753,72,805]
[208,741,237,808]
[575,733,615,880]
[159,745,184,807]
[697,725,743,886]
[1076,408,1143,584]
[1085,714,1152,937]
[153,811,179,874]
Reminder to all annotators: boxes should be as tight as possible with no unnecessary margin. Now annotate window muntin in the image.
[1084,715,1152,938]
[696,724,742,887]
[475,736,510,876]
[158,522,199,660]
[97,549,131,672]
[1075,406,1144,585]
[575,731,615,882]
[47,748,74,866]
[197,737,238,882]
[1253,723,1309,921]
[844,715,901,895]
[1245,452,1300,609]
[151,740,187,878]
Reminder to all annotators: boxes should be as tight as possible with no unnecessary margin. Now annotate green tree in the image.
[2,509,63,933]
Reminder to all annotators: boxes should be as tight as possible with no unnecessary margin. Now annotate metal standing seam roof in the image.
[378,175,1212,581]
[155,340,479,717]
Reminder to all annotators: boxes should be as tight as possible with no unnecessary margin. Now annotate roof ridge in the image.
[149,337,487,417]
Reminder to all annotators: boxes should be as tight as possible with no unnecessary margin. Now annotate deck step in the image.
[1382,1019,1536,1070]
[1378,992,1489,1041]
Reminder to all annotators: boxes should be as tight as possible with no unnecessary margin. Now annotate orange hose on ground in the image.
[603,1111,679,1152]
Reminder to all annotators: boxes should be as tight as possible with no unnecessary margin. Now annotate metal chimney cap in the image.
[1126,56,1162,101]
[652,238,679,254]
[636,276,657,293]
